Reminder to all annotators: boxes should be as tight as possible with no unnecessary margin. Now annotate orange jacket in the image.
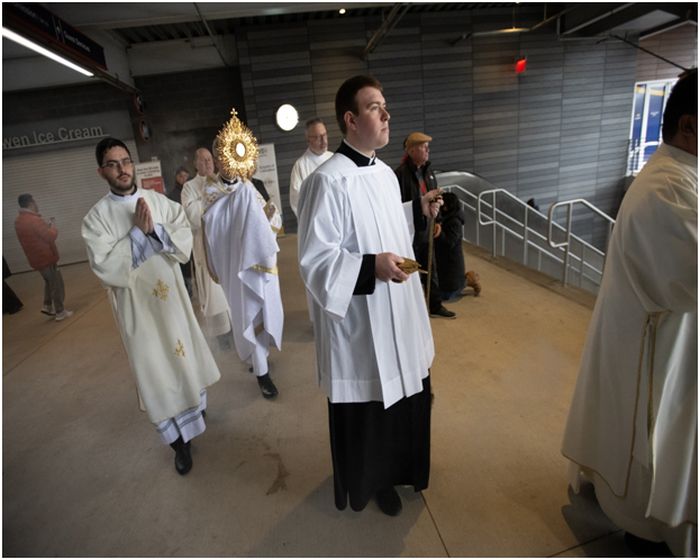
[14,210,59,270]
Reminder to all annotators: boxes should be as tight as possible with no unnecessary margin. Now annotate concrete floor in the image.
[3,236,641,556]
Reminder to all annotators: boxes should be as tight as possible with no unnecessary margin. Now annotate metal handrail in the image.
[462,187,610,289]
[446,185,599,278]
[547,199,615,286]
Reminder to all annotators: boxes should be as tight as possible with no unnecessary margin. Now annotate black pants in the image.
[328,376,431,511]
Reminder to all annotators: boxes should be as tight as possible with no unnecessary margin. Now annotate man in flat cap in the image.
[395,132,455,318]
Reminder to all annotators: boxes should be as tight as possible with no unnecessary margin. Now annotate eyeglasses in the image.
[101,157,134,170]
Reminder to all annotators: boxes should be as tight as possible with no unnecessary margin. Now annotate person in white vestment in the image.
[562,69,697,556]
[297,75,443,516]
[181,148,234,349]
[289,118,333,219]
[83,137,221,476]
[199,135,283,400]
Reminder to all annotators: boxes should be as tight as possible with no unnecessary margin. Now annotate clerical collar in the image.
[220,176,239,186]
[336,139,376,167]
[110,186,137,197]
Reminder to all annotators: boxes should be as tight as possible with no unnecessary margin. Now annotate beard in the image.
[107,172,136,194]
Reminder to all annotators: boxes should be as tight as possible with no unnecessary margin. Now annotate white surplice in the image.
[202,180,283,374]
[289,148,333,218]
[562,143,697,554]
[181,174,232,337]
[82,188,221,424]
[297,153,434,409]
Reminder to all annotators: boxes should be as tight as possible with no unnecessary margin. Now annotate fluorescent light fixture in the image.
[2,27,94,77]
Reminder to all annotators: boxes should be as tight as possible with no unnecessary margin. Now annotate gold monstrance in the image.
[215,109,259,181]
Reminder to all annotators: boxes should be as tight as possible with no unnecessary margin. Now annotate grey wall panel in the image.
[636,23,697,81]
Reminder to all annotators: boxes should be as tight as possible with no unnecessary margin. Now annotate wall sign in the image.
[3,125,106,150]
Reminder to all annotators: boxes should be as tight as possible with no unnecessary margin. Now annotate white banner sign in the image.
[255,143,283,224]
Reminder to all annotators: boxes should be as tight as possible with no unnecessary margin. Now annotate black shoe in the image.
[623,532,672,557]
[375,486,402,516]
[257,374,278,399]
[169,437,192,475]
[430,305,456,319]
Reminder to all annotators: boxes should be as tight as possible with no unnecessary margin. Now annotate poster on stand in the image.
[255,143,284,234]
[134,160,164,193]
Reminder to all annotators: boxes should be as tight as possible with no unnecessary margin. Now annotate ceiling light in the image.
[275,104,299,132]
[339,8,346,15]
[2,27,94,77]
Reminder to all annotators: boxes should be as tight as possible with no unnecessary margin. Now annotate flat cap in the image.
[404,131,432,149]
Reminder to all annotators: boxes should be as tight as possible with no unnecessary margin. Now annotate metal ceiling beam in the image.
[558,3,634,36]
[640,18,696,40]
[193,2,229,67]
[362,3,410,60]
[567,4,664,37]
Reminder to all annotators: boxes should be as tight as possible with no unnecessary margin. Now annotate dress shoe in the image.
[375,486,402,516]
[257,374,278,399]
[169,437,192,475]
[430,305,456,319]
[623,532,672,557]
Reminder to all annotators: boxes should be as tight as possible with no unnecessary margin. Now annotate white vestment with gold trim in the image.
[181,174,232,337]
[82,188,221,423]
[202,180,283,374]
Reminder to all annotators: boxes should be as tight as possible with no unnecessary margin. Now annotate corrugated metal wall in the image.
[236,8,692,239]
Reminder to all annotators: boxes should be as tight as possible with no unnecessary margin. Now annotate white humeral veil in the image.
[202,180,283,371]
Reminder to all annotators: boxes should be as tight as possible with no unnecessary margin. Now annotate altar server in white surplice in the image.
[297,75,443,516]
[200,139,283,400]
[83,137,221,477]
[181,147,233,347]
[562,69,697,557]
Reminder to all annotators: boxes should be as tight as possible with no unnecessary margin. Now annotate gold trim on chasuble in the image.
[251,264,278,275]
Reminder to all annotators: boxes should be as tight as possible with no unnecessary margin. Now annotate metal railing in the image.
[547,199,615,287]
[440,184,615,293]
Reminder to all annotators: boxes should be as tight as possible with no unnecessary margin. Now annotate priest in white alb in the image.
[181,147,233,348]
[82,137,221,476]
[289,117,333,219]
[297,75,443,516]
[200,119,284,400]
[562,69,697,556]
